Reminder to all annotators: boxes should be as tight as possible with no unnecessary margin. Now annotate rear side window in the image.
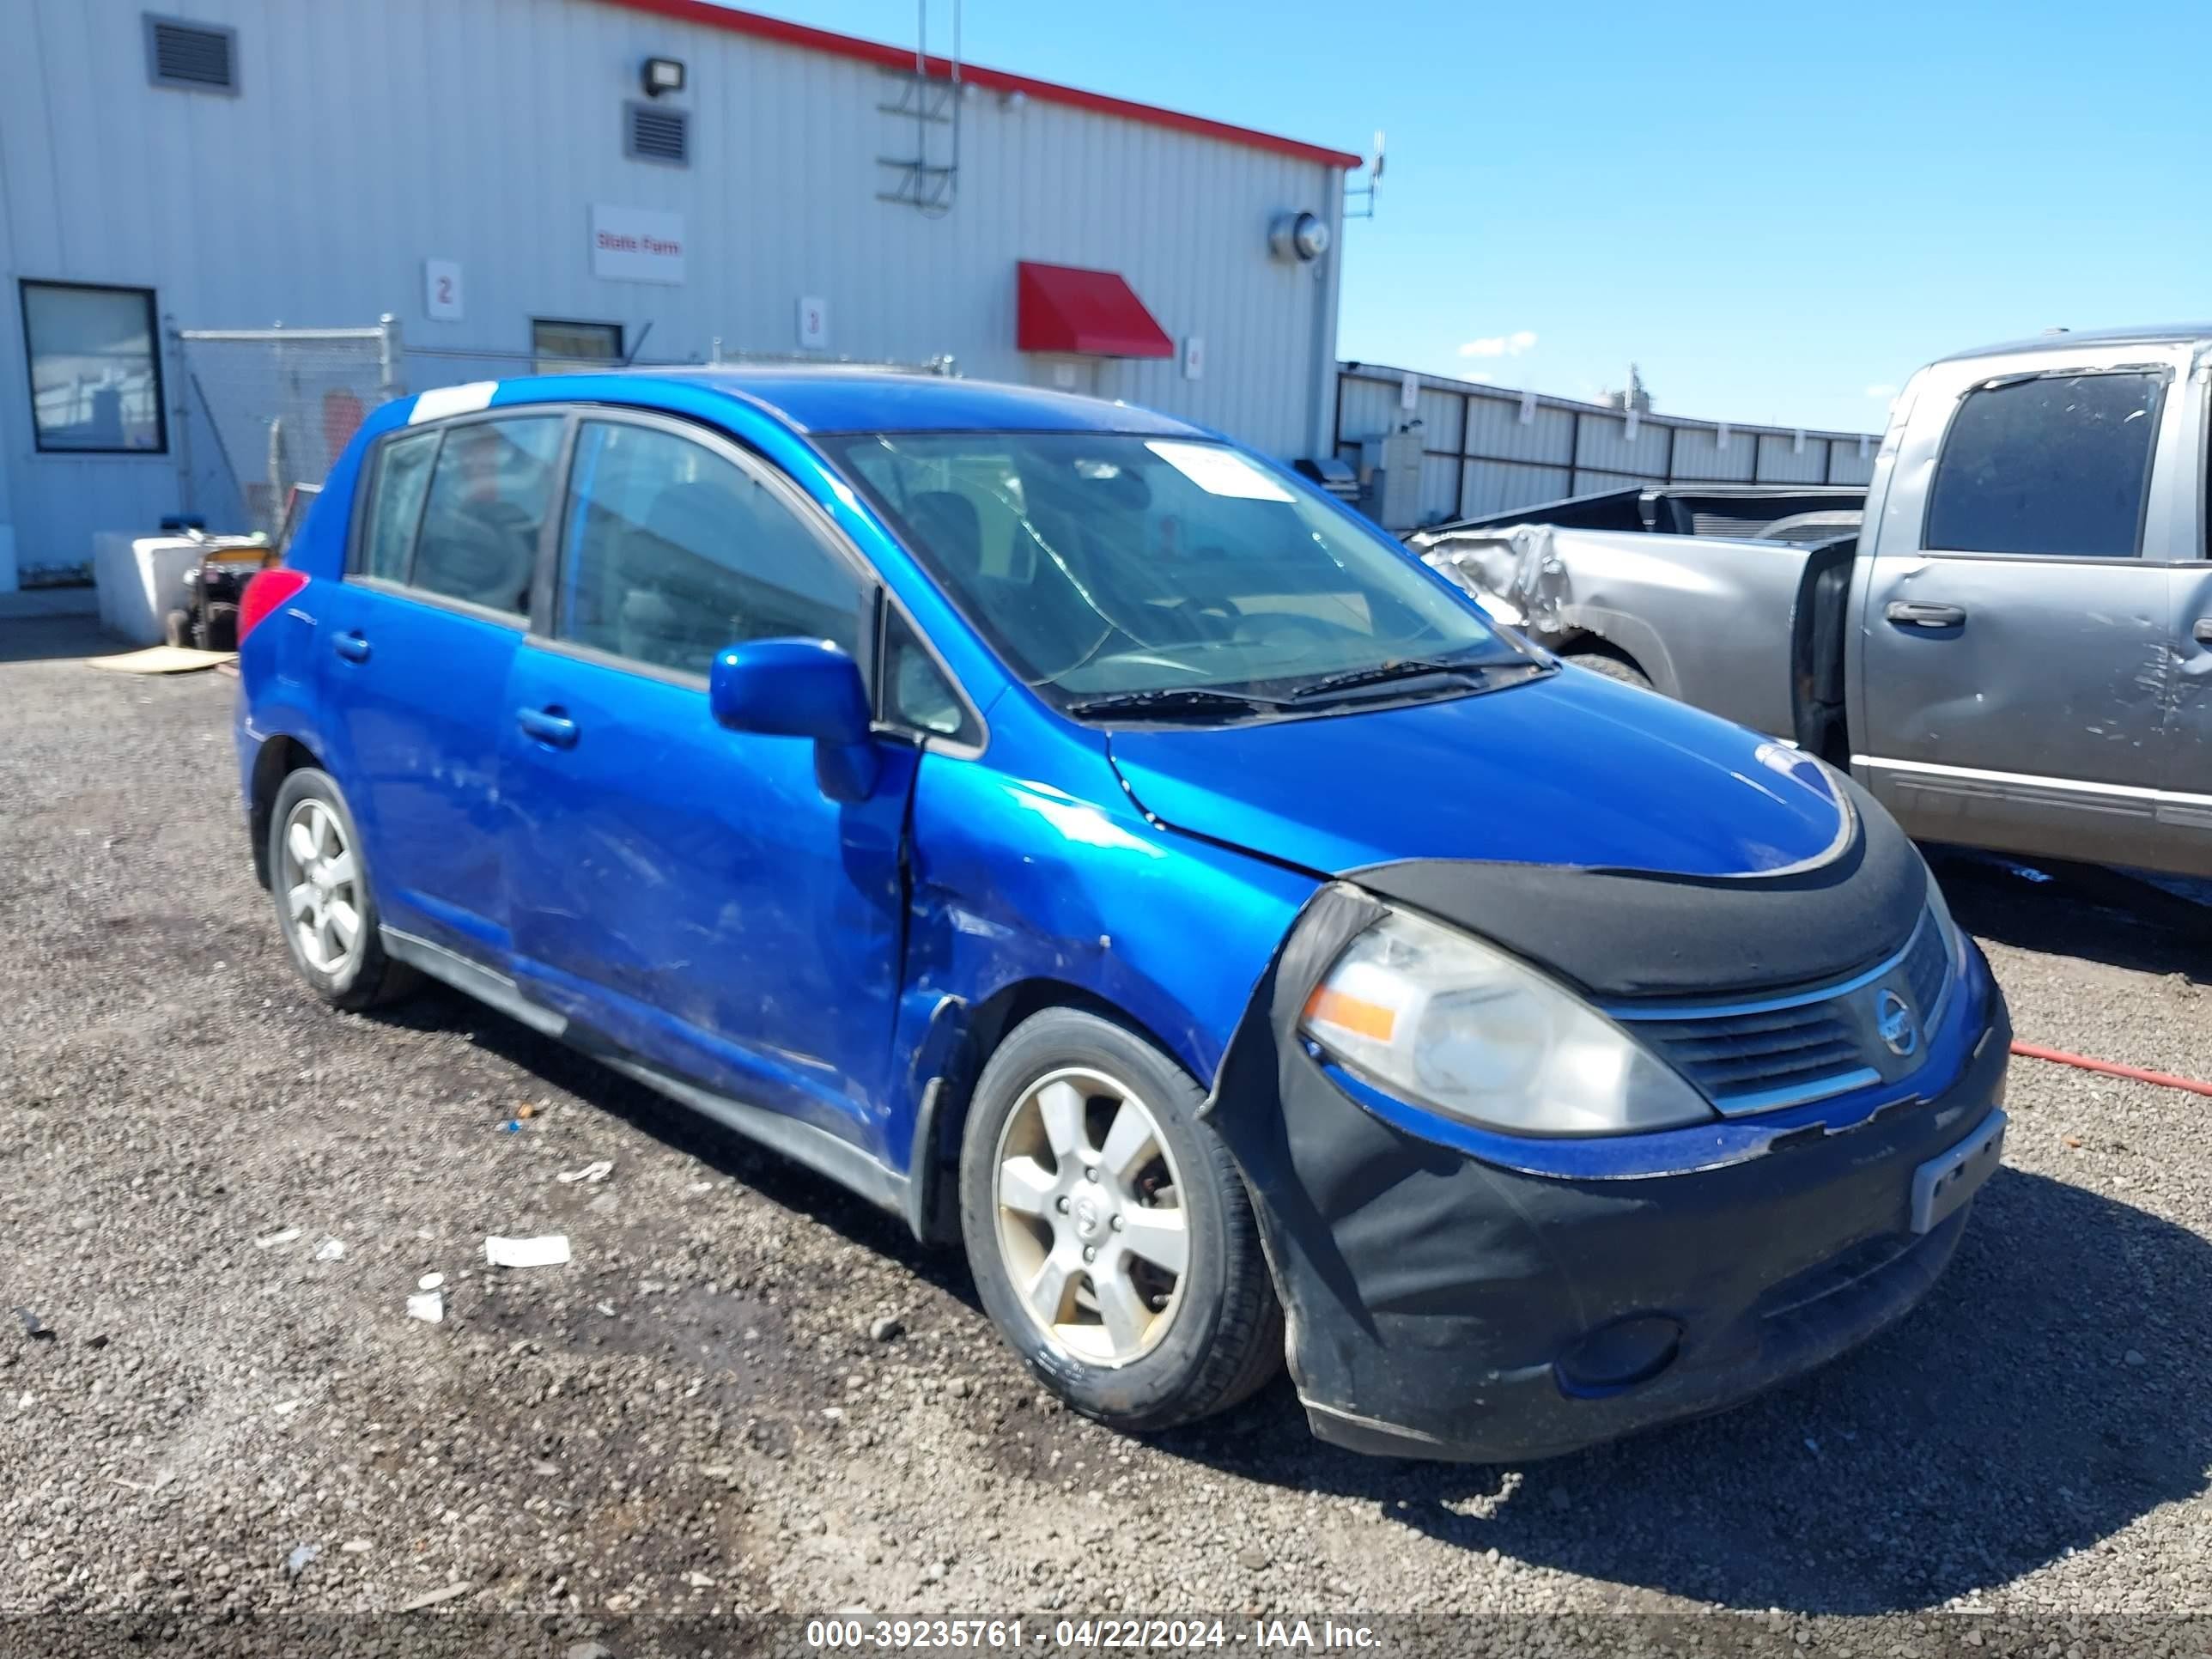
[411,416,565,617]
[358,429,438,580]
[555,420,861,677]
[1925,371,2164,558]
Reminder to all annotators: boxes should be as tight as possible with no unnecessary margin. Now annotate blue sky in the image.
[732,0,2210,434]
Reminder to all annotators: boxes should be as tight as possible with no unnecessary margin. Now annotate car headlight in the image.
[1923,865,1972,1000]
[1298,906,1715,1137]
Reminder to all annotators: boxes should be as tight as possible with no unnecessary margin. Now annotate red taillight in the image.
[239,567,310,643]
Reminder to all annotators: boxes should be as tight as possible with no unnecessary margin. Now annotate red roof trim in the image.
[594,0,1364,171]
[1016,262,1175,359]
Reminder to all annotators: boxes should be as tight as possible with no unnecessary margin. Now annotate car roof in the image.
[1937,323,2212,362]
[520,366,1217,439]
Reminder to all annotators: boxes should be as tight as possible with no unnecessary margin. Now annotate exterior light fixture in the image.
[642,56,686,97]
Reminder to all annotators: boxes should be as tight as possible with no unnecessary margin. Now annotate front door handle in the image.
[333,631,371,663]
[517,706,579,748]
[1885,600,1966,629]
[2192,618,2212,647]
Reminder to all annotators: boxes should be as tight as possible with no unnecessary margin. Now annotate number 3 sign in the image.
[424,259,464,323]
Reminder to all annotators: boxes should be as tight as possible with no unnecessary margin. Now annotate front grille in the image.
[1612,903,1954,1116]
[1634,1005,1869,1112]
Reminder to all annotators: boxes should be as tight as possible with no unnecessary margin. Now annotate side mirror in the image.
[709,638,879,801]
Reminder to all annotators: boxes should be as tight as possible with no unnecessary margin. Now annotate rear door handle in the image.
[2192,618,2212,647]
[517,706,579,748]
[333,631,371,662]
[1885,600,1966,629]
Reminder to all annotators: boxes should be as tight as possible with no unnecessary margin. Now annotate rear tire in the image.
[958,1007,1283,1435]
[266,768,416,1011]
[1565,647,1653,690]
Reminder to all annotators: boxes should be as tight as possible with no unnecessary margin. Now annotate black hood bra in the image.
[1348,772,1926,1001]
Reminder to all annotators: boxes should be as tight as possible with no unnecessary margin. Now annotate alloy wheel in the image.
[992,1065,1189,1367]
[280,798,364,977]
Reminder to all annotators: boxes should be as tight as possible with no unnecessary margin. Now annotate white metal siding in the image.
[0,0,1344,577]
[1337,362,1880,526]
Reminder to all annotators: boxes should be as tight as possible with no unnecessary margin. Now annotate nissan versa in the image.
[234,369,2011,1460]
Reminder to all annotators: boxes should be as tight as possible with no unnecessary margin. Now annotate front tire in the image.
[1565,647,1653,690]
[266,768,415,1011]
[958,1007,1283,1433]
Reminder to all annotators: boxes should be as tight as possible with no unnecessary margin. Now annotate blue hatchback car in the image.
[236,368,2010,1460]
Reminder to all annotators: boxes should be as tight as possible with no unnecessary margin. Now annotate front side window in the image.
[1925,370,2165,558]
[21,281,165,453]
[357,429,439,580]
[411,416,564,617]
[823,431,1522,712]
[556,420,860,678]
[532,319,623,375]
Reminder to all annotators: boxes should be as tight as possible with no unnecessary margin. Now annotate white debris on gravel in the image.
[483,1234,570,1268]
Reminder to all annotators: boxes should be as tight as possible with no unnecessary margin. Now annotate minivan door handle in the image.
[333,631,371,663]
[517,706,579,748]
[1885,600,1966,629]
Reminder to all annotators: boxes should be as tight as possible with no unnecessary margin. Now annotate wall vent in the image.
[625,102,690,166]
[145,15,238,93]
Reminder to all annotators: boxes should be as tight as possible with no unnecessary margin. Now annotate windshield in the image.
[821,431,1526,714]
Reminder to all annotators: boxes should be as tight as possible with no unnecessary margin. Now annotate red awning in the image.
[1016,261,1175,359]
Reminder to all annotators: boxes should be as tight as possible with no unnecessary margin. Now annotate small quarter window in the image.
[357,429,439,580]
[20,281,166,453]
[882,606,975,742]
[1925,370,2165,558]
[411,416,565,618]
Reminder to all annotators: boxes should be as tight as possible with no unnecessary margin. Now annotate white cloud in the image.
[1863,382,1898,399]
[1460,329,1538,359]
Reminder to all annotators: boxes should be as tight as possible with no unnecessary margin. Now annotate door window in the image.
[556,420,861,678]
[1925,371,2164,558]
[356,428,439,580]
[411,416,565,617]
[532,318,623,374]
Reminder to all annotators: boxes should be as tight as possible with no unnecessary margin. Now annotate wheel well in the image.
[249,736,319,888]
[908,977,1187,1248]
[1555,632,1648,678]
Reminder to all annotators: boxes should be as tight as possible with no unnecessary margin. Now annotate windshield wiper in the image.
[1064,686,1292,721]
[1285,655,1506,702]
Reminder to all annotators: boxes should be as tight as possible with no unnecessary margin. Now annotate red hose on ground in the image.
[2009,1040,2212,1098]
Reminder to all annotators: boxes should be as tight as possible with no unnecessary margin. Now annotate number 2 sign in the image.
[424,259,464,323]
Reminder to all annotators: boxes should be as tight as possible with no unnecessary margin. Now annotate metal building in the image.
[0,0,1357,592]
[1334,362,1882,532]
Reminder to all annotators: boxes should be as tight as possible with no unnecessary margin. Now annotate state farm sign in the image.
[590,205,685,285]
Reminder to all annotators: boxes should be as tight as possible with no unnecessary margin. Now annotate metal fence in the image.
[1334,362,1884,529]
[168,315,953,537]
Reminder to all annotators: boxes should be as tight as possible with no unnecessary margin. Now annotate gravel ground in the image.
[2,617,2208,1651]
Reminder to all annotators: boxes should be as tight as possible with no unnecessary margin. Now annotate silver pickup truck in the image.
[1414,323,2212,879]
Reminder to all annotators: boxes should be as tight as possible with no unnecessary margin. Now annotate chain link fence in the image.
[170,316,954,537]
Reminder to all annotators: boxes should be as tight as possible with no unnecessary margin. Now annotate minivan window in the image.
[359,428,439,580]
[1925,370,2164,558]
[556,420,861,677]
[411,416,565,617]
[823,432,1520,708]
